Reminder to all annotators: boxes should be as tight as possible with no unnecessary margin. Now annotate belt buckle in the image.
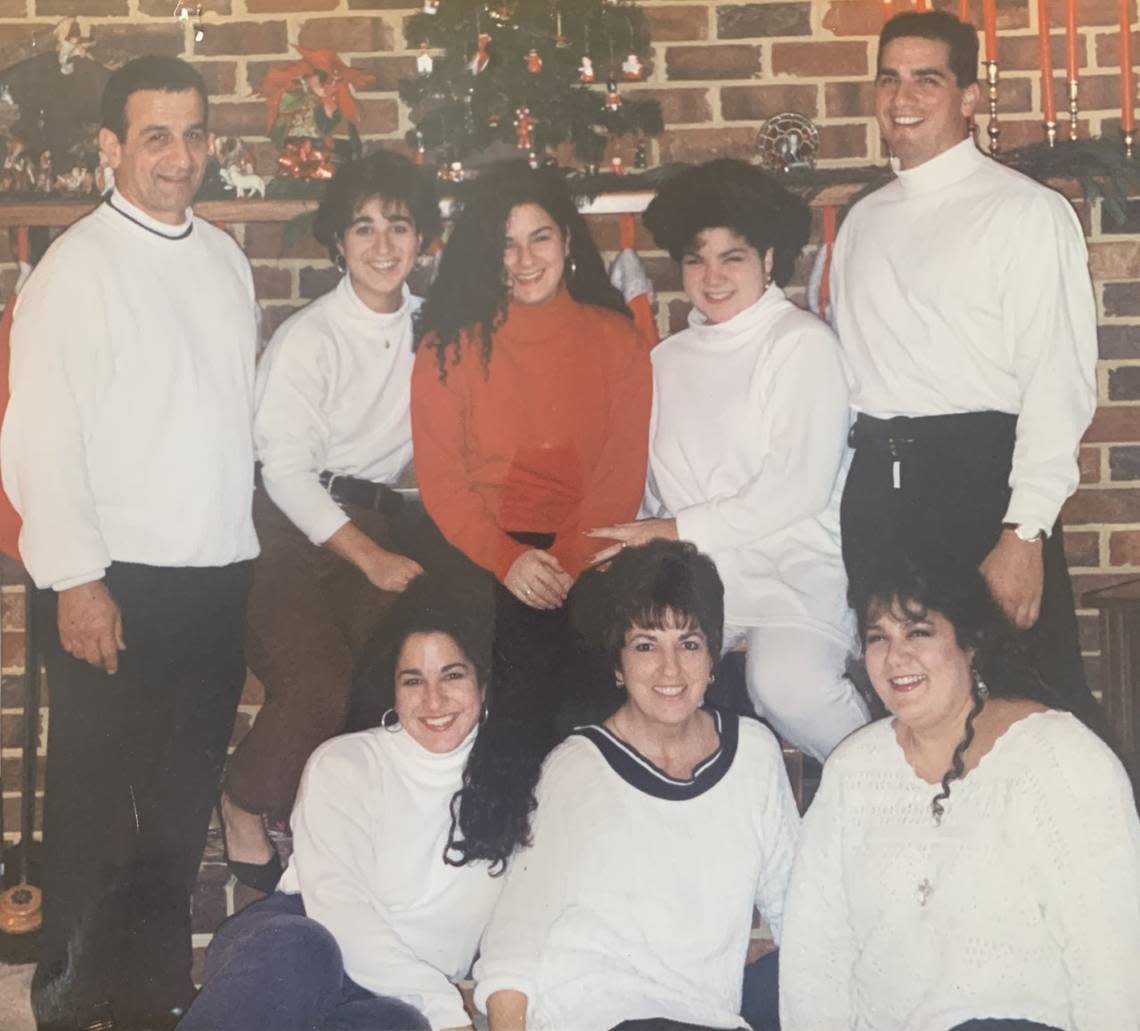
[325,472,345,501]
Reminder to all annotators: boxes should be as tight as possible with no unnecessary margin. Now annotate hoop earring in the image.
[480,702,489,725]
[973,668,990,702]
[566,255,577,280]
[380,708,402,733]
[334,252,347,274]
[614,672,624,688]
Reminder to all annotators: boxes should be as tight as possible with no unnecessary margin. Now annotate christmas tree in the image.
[399,0,662,169]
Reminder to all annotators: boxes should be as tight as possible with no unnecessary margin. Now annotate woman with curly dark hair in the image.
[220,150,448,892]
[586,158,868,762]
[780,556,1140,1030]
[411,161,651,725]
[182,574,541,1031]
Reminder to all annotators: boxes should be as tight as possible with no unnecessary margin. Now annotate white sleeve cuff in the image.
[52,569,108,592]
[472,978,534,1015]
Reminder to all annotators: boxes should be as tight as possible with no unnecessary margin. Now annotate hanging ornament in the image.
[528,149,539,169]
[579,55,595,83]
[414,129,425,165]
[416,42,434,76]
[514,106,537,149]
[621,52,643,81]
[605,79,622,110]
[449,160,465,182]
[526,48,543,74]
[422,0,439,13]
[633,140,647,169]
[469,32,491,74]
[610,155,625,176]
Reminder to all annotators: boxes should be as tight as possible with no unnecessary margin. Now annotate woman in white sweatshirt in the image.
[587,159,869,761]
[181,575,545,1031]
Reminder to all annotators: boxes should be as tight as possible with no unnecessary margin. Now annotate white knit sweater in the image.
[780,711,1140,1030]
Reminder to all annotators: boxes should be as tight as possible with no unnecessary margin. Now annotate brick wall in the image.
[0,0,1138,843]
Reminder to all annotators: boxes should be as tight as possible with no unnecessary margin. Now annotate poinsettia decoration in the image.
[257,46,374,151]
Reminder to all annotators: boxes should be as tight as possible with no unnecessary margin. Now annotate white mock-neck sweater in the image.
[1,190,260,589]
[254,276,421,544]
[780,711,1140,1030]
[831,138,1097,535]
[646,286,853,642]
[279,724,504,1030]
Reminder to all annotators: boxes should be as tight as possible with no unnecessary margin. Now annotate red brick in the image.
[723,83,818,120]
[1061,73,1137,111]
[37,0,125,13]
[2,797,42,838]
[261,303,306,338]
[0,707,35,747]
[1099,325,1140,360]
[1109,445,1140,480]
[772,41,868,77]
[0,25,41,67]
[140,0,230,12]
[1047,0,1135,27]
[300,265,339,299]
[1088,241,1140,280]
[587,214,659,253]
[819,123,868,159]
[657,126,758,161]
[1079,445,1103,483]
[298,16,394,52]
[1077,610,1099,652]
[192,60,238,96]
[1108,367,1140,401]
[355,97,400,134]
[1064,529,1101,566]
[210,101,268,137]
[821,0,885,37]
[1095,28,1139,66]
[665,44,761,80]
[0,0,26,13]
[0,631,25,675]
[717,3,811,39]
[192,20,287,58]
[252,264,292,301]
[1062,487,1140,523]
[824,80,875,118]
[248,0,336,11]
[646,5,708,41]
[246,223,326,260]
[999,31,1085,71]
[641,255,683,292]
[350,54,419,92]
[1109,530,1140,565]
[0,755,44,792]
[628,87,712,124]
[1103,282,1140,318]
[988,117,1090,150]
[956,0,1031,32]
[1,592,25,632]
[91,23,186,64]
[1083,406,1140,443]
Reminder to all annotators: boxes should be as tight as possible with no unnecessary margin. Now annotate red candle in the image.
[959,0,971,22]
[1038,0,1057,122]
[982,0,998,62]
[1065,0,1079,80]
[1122,0,1136,132]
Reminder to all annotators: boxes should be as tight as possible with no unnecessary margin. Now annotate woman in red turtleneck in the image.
[412,162,650,738]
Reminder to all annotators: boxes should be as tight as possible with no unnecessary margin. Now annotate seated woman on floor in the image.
[779,556,1140,1030]
[475,539,800,1031]
[585,158,868,763]
[180,575,545,1031]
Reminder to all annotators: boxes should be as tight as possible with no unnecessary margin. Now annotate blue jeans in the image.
[177,892,431,1031]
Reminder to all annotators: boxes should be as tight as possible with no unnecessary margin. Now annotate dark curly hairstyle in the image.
[879,10,980,88]
[417,161,630,375]
[642,159,811,288]
[850,555,1110,821]
[312,149,441,266]
[349,573,540,873]
[100,56,208,142]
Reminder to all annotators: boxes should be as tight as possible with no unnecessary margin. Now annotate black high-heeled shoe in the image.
[226,851,283,894]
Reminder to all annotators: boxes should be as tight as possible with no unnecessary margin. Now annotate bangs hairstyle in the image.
[312,150,441,265]
[642,159,811,288]
[597,540,724,670]
[417,161,629,374]
[879,10,980,88]
[100,56,208,142]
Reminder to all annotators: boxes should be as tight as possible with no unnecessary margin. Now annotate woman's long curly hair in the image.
[350,573,542,873]
[417,161,630,376]
[850,555,1115,822]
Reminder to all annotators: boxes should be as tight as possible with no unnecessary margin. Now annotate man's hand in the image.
[57,580,124,674]
[980,528,1044,629]
[584,517,678,568]
[323,522,423,592]
[486,990,528,1031]
[504,549,572,610]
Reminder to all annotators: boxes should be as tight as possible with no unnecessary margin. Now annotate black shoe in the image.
[114,1005,187,1031]
[36,1001,116,1031]
[226,851,282,894]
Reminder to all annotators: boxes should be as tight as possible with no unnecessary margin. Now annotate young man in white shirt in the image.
[0,57,260,1030]
[832,10,1097,702]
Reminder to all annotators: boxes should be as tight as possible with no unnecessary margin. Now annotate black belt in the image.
[848,411,1017,451]
[318,471,405,516]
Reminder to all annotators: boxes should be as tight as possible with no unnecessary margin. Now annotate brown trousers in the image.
[224,486,404,819]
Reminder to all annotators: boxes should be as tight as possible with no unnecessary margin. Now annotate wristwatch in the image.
[1002,522,1046,543]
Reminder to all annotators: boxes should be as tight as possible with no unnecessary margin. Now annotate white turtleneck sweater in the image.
[254,276,421,544]
[278,724,503,1030]
[644,286,853,642]
[0,191,260,589]
[780,711,1140,1030]
[831,138,1097,534]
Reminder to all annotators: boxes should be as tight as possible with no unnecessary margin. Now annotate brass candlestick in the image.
[1126,128,1135,160]
[1045,118,1058,147]
[986,60,1001,154]
[1067,79,1079,140]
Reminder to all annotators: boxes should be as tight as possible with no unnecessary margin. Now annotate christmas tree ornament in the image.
[757,112,819,173]
[469,32,491,74]
[579,55,595,83]
[605,79,622,110]
[610,155,624,175]
[621,52,643,81]
[415,129,426,164]
[528,148,539,168]
[514,106,536,149]
[422,0,439,13]
[633,140,647,169]
[449,159,465,182]
[416,43,434,76]
[526,48,543,74]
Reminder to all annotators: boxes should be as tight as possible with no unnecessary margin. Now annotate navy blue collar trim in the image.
[104,195,193,240]
[571,707,738,801]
